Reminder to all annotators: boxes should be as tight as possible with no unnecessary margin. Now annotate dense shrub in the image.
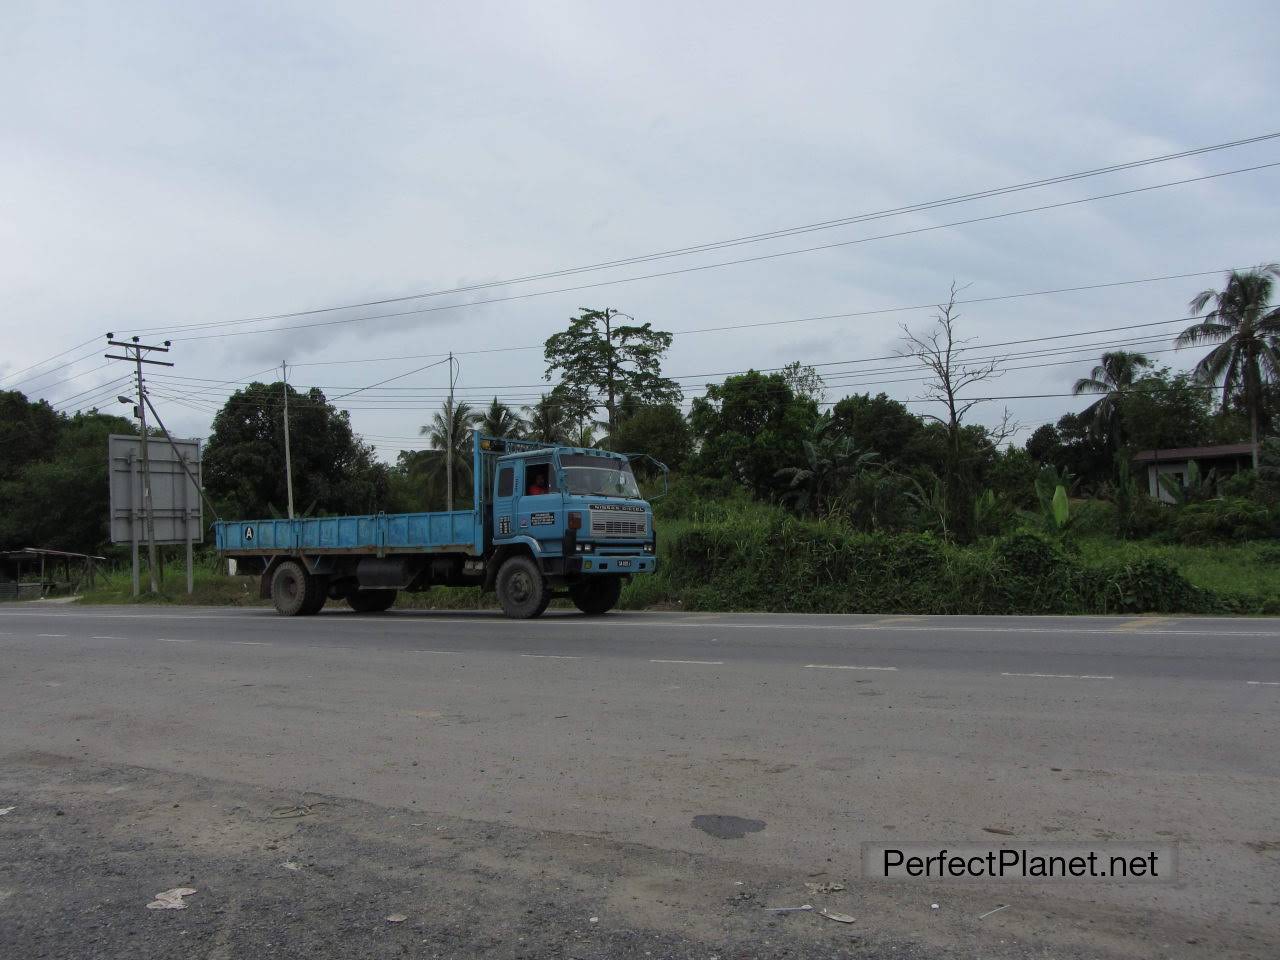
[663,516,1234,615]
[1166,498,1279,543]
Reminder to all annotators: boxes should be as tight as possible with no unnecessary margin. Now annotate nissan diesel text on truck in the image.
[213,432,662,619]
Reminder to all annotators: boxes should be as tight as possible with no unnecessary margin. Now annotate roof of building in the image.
[1131,442,1255,463]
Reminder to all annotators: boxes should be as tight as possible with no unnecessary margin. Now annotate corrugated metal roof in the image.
[1131,442,1255,463]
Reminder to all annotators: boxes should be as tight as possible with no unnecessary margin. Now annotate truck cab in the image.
[482,439,657,617]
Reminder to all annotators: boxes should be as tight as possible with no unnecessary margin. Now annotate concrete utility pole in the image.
[106,336,173,595]
[445,351,455,512]
[282,360,295,519]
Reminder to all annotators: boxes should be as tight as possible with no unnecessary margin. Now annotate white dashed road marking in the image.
[91,636,127,640]
[521,654,582,660]
[1246,681,1280,686]
[229,641,268,646]
[805,664,898,671]
[1002,672,1113,680]
[37,633,67,638]
[650,659,723,665]
[157,638,195,643]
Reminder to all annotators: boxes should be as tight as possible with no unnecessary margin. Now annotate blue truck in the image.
[213,432,661,619]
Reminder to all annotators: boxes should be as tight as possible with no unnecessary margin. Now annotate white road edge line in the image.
[650,659,724,665]
[805,664,898,671]
[1246,680,1280,686]
[1001,672,1114,680]
[521,654,582,660]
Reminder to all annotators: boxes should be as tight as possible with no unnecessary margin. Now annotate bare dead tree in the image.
[986,407,1021,449]
[898,281,1006,539]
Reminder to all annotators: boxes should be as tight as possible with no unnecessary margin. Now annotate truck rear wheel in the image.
[348,589,397,613]
[569,576,622,616]
[496,555,550,619]
[300,575,327,615]
[271,560,311,616]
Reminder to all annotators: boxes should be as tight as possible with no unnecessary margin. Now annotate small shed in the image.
[1131,443,1255,504]
[0,548,106,599]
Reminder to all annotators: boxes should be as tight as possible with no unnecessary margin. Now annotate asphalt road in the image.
[2,604,1278,958]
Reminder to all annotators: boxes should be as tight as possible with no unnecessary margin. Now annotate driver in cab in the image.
[526,465,550,496]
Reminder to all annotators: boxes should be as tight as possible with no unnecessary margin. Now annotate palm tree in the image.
[419,398,480,509]
[521,394,569,443]
[478,397,522,439]
[1071,350,1152,451]
[1176,265,1280,468]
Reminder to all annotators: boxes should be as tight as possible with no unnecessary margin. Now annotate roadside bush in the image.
[1166,498,1279,543]
[663,516,1238,615]
[1081,556,1215,614]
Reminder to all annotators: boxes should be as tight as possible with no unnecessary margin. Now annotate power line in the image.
[119,131,1280,337]
[143,312,1206,400]
[274,266,1237,369]
[159,161,1280,343]
[0,335,102,387]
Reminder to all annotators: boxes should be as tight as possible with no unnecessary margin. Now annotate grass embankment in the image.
[77,566,266,606]
[72,499,1277,615]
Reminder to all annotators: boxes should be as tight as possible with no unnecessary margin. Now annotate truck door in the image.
[516,456,563,549]
[492,462,516,540]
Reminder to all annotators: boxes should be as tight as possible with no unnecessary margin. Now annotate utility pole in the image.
[445,351,455,512]
[282,361,295,519]
[106,335,173,595]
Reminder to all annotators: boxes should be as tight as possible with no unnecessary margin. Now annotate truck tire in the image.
[569,576,622,615]
[496,555,551,619]
[271,560,311,616]
[300,575,327,615]
[348,589,397,613]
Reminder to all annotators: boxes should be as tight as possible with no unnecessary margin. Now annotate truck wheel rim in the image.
[509,571,532,603]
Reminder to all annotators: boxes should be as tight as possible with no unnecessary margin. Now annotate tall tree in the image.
[689,370,818,499]
[543,307,681,435]
[477,396,522,439]
[1176,265,1280,468]
[1071,350,1152,451]
[205,381,386,519]
[898,283,1003,541]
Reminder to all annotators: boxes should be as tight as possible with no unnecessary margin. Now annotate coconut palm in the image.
[1176,265,1280,468]
[520,394,569,443]
[419,398,481,509]
[478,397,522,439]
[1071,350,1152,451]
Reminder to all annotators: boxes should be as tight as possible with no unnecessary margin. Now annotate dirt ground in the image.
[1,751,1266,960]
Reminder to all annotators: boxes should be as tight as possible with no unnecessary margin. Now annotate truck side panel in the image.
[214,510,479,555]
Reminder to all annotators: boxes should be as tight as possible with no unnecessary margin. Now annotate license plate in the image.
[615,560,632,568]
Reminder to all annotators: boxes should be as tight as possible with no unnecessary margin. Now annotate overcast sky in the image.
[3,0,1277,458]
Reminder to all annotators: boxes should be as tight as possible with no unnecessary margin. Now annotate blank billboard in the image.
[108,435,203,545]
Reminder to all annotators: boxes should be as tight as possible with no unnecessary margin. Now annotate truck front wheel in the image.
[348,589,397,613]
[271,560,311,616]
[569,576,622,615]
[496,556,551,619]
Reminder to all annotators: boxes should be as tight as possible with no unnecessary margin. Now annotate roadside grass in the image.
[1074,537,1280,606]
[77,564,265,606]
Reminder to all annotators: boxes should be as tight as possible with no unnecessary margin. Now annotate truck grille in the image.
[590,517,646,538]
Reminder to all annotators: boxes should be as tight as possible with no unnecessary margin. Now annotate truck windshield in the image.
[559,455,641,498]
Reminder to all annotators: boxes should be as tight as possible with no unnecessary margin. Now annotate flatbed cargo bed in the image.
[213,510,479,556]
